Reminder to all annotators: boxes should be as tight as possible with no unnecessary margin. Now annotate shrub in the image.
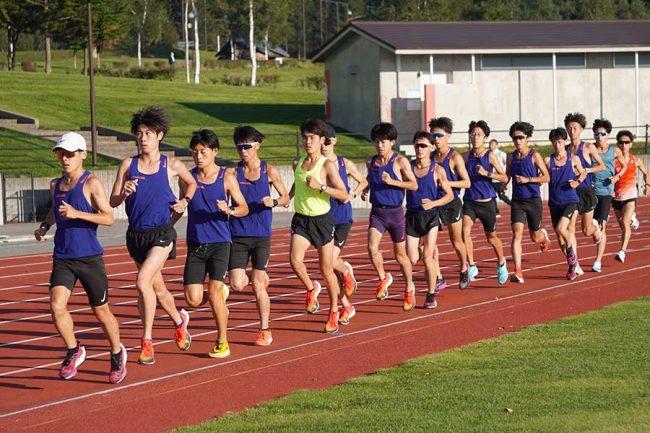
[153,60,167,69]
[221,74,249,86]
[21,60,36,72]
[258,74,279,86]
[298,75,324,90]
[113,61,130,71]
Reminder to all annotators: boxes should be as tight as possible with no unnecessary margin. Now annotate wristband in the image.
[183,195,192,204]
[272,199,278,207]
[352,192,358,199]
[39,222,51,233]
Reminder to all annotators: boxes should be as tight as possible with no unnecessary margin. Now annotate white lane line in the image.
[2,261,648,419]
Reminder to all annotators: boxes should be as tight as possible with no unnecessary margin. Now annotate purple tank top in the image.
[125,154,177,230]
[330,156,352,224]
[464,150,496,201]
[406,161,438,213]
[435,148,460,199]
[187,167,231,244]
[229,161,272,238]
[510,149,541,200]
[568,141,593,189]
[369,153,404,207]
[53,171,103,259]
[549,156,579,206]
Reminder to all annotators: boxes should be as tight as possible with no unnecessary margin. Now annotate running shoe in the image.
[592,261,602,273]
[592,220,603,244]
[174,309,192,351]
[109,343,127,384]
[539,228,551,252]
[497,260,508,285]
[306,281,322,314]
[324,310,339,333]
[631,213,639,230]
[223,284,230,302]
[468,264,479,281]
[376,272,393,300]
[615,250,626,263]
[338,305,356,325]
[342,261,358,297]
[423,292,437,309]
[459,269,470,290]
[511,269,524,284]
[403,289,416,311]
[434,277,447,294]
[254,329,273,346]
[575,264,584,276]
[60,344,86,379]
[138,338,155,365]
[566,262,577,281]
[208,340,230,358]
[566,247,577,266]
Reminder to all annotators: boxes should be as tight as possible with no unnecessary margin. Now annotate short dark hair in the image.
[189,129,220,150]
[428,117,453,134]
[130,106,170,136]
[489,139,499,147]
[371,122,398,141]
[509,121,534,138]
[592,118,612,134]
[564,112,587,129]
[468,120,490,137]
[616,130,634,142]
[412,130,433,143]
[233,125,265,145]
[548,127,568,142]
[300,119,328,138]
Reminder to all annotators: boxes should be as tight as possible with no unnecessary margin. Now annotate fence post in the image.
[31,171,36,223]
[645,124,648,155]
[0,172,5,225]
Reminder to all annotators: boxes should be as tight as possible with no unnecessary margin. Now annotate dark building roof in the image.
[313,20,650,60]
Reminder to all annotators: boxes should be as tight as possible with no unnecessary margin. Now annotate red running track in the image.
[1,200,649,432]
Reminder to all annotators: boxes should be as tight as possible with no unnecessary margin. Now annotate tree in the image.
[0,0,43,70]
[249,0,256,86]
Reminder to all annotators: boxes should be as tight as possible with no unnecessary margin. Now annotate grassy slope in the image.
[175,297,650,433]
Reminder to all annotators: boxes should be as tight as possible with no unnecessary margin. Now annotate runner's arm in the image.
[224,170,249,218]
[486,152,508,183]
[449,152,471,189]
[383,155,417,191]
[344,157,369,200]
[319,159,348,201]
[586,145,605,174]
[169,157,197,214]
[610,147,628,183]
[266,164,290,208]
[109,158,133,208]
[34,180,57,241]
[531,151,550,183]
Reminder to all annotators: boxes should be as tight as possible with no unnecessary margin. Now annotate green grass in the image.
[0,55,375,165]
[0,128,118,177]
[174,297,650,433]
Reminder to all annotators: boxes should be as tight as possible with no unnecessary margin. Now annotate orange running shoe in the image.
[306,281,322,314]
[338,305,356,325]
[539,228,551,252]
[510,269,525,284]
[324,310,339,333]
[254,329,273,346]
[138,338,155,365]
[174,309,192,351]
[342,261,358,298]
[376,272,393,300]
[403,289,416,312]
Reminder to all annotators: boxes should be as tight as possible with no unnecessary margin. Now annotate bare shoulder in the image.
[292,157,300,169]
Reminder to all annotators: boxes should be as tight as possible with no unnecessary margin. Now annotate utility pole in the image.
[302,0,306,60]
[87,1,97,167]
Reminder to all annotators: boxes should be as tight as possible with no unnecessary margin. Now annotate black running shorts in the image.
[184,242,230,284]
[228,236,271,271]
[548,202,578,229]
[50,254,109,307]
[406,209,439,238]
[126,224,176,264]
[511,197,543,231]
[290,213,335,248]
[463,199,498,233]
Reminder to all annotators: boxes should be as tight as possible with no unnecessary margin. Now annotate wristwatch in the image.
[320,184,327,193]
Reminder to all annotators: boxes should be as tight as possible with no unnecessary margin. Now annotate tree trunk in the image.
[83,46,87,76]
[193,0,200,84]
[264,28,269,61]
[249,0,256,87]
[137,31,142,67]
[44,0,51,74]
[183,0,190,83]
[73,51,77,70]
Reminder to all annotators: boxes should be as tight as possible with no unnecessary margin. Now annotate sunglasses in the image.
[617,140,632,145]
[431,132,447,138]
[594,132,608,138]
[236,143,254,150]
[511,135,527,141]
[413,142,430,149]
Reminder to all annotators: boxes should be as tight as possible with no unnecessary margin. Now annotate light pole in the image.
[188,1,200,84]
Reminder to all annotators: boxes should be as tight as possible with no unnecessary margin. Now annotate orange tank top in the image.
[614,154,638,200]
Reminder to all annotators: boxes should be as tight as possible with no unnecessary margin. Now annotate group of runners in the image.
[34,107,648,384]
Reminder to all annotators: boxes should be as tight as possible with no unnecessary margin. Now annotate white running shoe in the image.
[575,264,584,276]
[615,250,626,263]
[630,213,639,230]
[592,261,602,273]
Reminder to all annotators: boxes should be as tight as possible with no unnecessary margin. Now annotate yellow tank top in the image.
[294,156,331,216]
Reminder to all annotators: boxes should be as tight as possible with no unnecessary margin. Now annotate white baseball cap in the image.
[52,132,87,152]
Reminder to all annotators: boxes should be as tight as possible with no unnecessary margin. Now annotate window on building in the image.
[481,53,585,69]
[614,52,650,67]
